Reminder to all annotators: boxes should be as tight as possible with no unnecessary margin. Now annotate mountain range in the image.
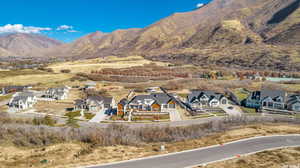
[1,0,300,71]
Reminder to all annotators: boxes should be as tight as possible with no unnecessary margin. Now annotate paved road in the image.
[86,135,300,168]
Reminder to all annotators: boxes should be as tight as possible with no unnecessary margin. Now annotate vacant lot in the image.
[34,89,81,115]
[0,69,73,86]
[198,147,300,168]
[0,123,300,168]
[47,56,169,73]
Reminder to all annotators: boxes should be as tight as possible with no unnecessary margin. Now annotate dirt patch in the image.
[198,147,300,168]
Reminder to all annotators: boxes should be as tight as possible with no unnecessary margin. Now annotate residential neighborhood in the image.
[1,82,300,124]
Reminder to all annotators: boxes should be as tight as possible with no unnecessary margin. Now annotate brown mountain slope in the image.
[33,0,300,71]
[0,47,14,57]
[0,33,62,57]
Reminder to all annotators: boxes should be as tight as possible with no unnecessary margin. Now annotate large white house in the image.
[74,95,116,113]
[187,90,228,109]
[9,92,37,110]
[44,86,70,100]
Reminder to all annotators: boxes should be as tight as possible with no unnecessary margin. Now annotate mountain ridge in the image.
[1,0,300,71]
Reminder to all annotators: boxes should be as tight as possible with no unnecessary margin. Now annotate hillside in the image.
[2,0,300,71]
[0,33,62,57]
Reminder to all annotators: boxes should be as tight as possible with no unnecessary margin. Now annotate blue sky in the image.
[0,0,211,42]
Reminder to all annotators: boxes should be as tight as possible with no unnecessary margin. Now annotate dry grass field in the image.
[198,147,300,168]
[0,123,300,168]
[47,56,169,74]
[34,89,82,116]
[0,70,73,87]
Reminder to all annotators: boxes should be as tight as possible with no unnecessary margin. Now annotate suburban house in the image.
[186,90,228,109]
[117,98,129,116]
[286,95,300,112]
[74,95,116,113]
[245,89,287,110]
[8,92,37,110]
[0,86,31,95]
[44,86,70,100]
[118,93,176,115]
[245,89,300,112]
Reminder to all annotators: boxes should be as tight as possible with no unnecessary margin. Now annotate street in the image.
[86,135,300,168]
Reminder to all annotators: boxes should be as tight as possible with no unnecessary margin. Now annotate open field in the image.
[47,56,169,74]
[0,71,73,87]
[198,147,300,168]
[34,89,82,115]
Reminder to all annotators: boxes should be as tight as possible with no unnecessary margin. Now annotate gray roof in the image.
[261,89,287,102]
[129,93,172,105]
[119,98,129,106]
[150,93,172,104]
[75,99,85,106]
[287,94,300,105]
[88,95,113,105]
[187,90,225,103]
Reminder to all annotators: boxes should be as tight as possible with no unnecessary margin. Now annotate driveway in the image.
[89,109,108,123]
[168,110,182,121]
[86,135,300,168]
[220,104,242,116]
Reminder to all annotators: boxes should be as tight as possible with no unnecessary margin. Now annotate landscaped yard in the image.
[233,88,249,102]
[241,107,257,114]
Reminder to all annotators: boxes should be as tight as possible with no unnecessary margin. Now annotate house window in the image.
[146,106,151,111]
[169,104,175,109]
[200,100,208,106]
[104,104,110,108]
[263,102,267,107]
[274,103,283,109]
[221,99,227,105]
[268,102,273,108]
[294,105,300,111]
[162,104,168,109]
[210,101,218,107]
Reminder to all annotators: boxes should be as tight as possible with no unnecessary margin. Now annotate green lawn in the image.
[0,94,12,102]
[192,114,214,119]
[84,113,95,120]
[295,113,300,119]
[233,88,249,102]
[65,111,81,118]
[241,107,257,113]
[211,112,228,116]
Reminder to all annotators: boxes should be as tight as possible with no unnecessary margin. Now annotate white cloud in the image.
[57,25,73,31]
[0,24,51,34]
[67,30,79,33]
[196,3,205,8]
[56,25,78,33]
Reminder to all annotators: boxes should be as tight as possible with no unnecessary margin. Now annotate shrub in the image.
[33,115,57,126]
[65,111,81,118]
[60,69,71,73]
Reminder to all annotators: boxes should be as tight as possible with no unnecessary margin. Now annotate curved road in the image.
[86,135,300,168]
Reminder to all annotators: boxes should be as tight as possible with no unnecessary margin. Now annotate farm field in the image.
[47,56,169,74]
